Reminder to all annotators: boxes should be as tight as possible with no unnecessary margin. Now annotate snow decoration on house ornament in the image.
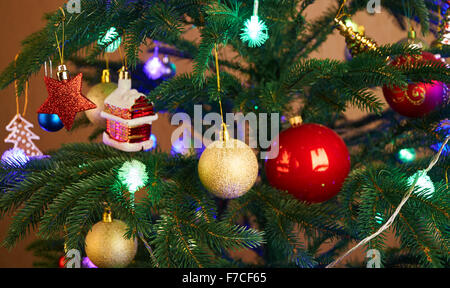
[5,114,42,157]
[100,67,158,152]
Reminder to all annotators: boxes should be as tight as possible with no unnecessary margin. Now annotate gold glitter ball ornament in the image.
[198,138,259,199]
[85,209,137,268]
[85,70,118,128]
[85,82,117,127]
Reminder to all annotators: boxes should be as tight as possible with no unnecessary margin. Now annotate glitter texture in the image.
[85,219,138,268]
[38,74,97,131]
[198,138,259,199]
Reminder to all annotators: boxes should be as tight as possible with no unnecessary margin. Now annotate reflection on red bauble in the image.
[382,51,447,118]
[59,256,66,268]
[265,123,350,203]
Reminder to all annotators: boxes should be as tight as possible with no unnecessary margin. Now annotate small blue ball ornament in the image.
[38,113,64,132]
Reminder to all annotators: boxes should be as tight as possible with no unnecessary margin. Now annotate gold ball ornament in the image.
[85,70,117,127]
[85,208,137,268]
[198,131,259,199]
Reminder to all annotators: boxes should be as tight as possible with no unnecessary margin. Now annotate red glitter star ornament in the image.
[38,65,96,131]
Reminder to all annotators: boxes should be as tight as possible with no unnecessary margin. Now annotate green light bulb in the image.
[98,27,121,53]
[397,148,416,163]
[407,170,435,198]
[344,19,358,31]
[375,213,384,225]
[118,160,149,193]
[241,15,269,47]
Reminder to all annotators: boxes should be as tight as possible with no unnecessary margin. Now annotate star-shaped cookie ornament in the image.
[38,73,96,131]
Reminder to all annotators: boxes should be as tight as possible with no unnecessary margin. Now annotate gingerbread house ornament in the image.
[100,67,158,152]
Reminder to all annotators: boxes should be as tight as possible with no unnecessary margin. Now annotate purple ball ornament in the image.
[144,46,165,80]
[82,257,98,269]
[382,52,448,118]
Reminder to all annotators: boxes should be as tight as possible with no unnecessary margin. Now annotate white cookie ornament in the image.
[5,114,42,157]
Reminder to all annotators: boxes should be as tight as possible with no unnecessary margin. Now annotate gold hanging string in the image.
[55,32,63,64]
[55,7,66,65]
[14,54,20,116]
[117,30,127,69]
[118,44,126,69]
[336,0,347,20]
[23,80,29,117]
[13,54,29,117]
[213,43,229,140]
[445,169,448,188]
[437,3,442,33]
[123,36,128,68]
[214,44,224,121]
[401,0,413,31]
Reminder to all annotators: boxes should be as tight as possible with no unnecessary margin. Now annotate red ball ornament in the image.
[382,51,447,118]
[58,256,67,268]
[265,121,350,203]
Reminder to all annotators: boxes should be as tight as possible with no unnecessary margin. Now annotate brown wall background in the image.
[0,0,437,267]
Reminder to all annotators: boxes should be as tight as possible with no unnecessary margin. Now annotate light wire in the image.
[326,134,450,268]
[13,54,29,116]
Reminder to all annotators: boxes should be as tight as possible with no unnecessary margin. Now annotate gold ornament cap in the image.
[408,27,416,41]
[289,116,303,127]
[101,69,111,83]
[103,207,113,223]
[118,66,131,80]
[56,64,70,81]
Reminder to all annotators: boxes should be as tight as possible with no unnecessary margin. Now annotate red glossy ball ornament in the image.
[265,119,350,203]
[58,256,67,268]
[382,51,447,118]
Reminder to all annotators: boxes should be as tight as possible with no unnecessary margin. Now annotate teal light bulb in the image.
[407,170,435,198]
[397,148,416,163]
[240,15,269,47]
[118,160,149,193]
[375,213,384,225]
[98,27,121,53]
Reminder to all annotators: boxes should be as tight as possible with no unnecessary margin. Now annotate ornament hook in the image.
[336,0,348,20]
[44,58,53,78]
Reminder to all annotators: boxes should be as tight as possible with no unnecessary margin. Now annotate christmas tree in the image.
[0,0,449,269]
